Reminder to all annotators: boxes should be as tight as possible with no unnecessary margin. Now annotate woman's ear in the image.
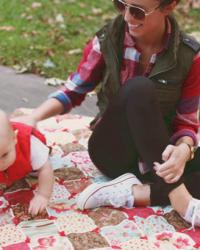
[161,0,177,16]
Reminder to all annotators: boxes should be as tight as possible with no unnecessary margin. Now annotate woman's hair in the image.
[159,0,180,7]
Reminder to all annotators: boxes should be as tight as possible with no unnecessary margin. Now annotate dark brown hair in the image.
[159,0,180,7]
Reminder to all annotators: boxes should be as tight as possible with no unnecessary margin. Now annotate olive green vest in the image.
[94,15,200,134]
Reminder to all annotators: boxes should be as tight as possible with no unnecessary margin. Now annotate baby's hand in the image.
[28,193,49,216]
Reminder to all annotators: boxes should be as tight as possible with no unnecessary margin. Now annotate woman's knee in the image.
[119,76,156,105]
[88,135,134,178]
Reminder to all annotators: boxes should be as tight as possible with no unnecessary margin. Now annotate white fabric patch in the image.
[64,78,77,91]
[30,135,49,170]
[124,47,140,62]
[150,53,156,63]
[92,36,101,54]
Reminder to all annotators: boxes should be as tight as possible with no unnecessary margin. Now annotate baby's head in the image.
[0,110,17,171]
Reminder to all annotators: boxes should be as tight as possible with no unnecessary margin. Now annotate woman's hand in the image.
[154,143,191,184]
[10,114,37,127]
[10,108,38,127]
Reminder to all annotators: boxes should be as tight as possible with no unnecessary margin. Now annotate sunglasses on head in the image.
[112,0,160,20]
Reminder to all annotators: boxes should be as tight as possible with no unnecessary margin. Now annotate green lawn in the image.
[0,0,199,79]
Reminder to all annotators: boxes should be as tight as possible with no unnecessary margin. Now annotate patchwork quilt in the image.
[0,109,200,250]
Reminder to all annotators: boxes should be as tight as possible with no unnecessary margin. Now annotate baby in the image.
[0,110,54,216]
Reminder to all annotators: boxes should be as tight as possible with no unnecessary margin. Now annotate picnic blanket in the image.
[0,109,200,250]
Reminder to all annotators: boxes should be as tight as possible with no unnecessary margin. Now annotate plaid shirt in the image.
[50,19,200,145]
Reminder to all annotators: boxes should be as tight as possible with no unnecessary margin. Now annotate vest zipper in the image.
[150,63,176,80]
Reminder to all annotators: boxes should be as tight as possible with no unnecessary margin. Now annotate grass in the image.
[0,0,199,79]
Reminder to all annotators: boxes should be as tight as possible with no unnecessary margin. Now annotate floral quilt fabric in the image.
[1,109,200,250]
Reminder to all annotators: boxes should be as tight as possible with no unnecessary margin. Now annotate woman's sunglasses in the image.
[112,0,160,21]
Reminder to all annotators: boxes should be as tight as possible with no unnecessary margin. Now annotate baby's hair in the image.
[0,110,14,139]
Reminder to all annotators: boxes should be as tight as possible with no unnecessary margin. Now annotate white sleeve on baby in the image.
[30,135,49,170]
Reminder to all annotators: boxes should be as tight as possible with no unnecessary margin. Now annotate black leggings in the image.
[88,76,200,205]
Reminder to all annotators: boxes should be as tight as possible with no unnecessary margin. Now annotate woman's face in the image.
[118,0,172,38]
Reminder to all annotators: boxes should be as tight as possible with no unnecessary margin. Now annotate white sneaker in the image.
[184,198,200,229]
[77,173,141,210]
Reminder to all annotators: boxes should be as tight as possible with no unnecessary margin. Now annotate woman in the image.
[16,0,200,227]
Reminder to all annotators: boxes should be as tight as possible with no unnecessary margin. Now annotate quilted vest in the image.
[94,15,200,133]
[0,122,46,187]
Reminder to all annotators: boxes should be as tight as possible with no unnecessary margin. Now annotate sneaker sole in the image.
[77,173,140,210]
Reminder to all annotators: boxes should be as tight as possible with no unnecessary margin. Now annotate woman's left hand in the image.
[154,143,190,184]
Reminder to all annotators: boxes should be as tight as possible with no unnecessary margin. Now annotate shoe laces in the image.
[189,201,200,231]
[95,184,132,208]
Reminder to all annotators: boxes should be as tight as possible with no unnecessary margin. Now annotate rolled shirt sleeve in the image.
[49,36,105,113]
[170,52,200,146]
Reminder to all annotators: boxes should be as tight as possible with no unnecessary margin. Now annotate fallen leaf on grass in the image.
[45,48,55,57]
[0,26,15,31]
[91,8,103,15]
[13,60,42,74]
[43,59,56,68]
[13,65,29,74]
[31,2,42,8]
[44,77,65,86]
[68,48,82,55]
[55,14,64,23]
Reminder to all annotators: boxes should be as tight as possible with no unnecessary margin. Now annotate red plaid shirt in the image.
[50,18,200,145]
